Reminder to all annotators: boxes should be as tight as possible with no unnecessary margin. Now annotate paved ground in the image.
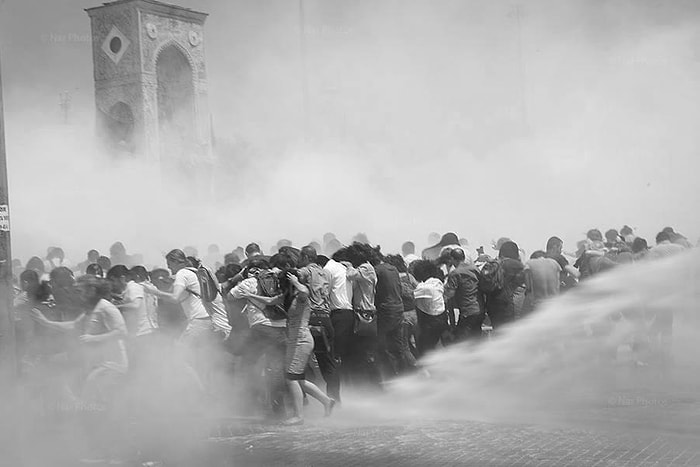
[9,372,700,466]
[197,412,700,467]
[11,409,700,467]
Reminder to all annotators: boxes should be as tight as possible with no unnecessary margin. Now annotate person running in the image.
[31,275,129,464]
[141,249,214,389]
[373,251,417,377]
[322,250,354,404]
[240,260,335,425]
[107,265,158,368]
[229,258,287,418]
[342,243,381,388]
[297,245,340,402]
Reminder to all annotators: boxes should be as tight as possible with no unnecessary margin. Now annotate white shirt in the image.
[173,268,209,321]
[122,280,157,337]
[413,278,445,316]
[323,259,353,310]
[403,254,420,267]
[81,299,128,372]
[230,277,286,328]
[209,294,232,335]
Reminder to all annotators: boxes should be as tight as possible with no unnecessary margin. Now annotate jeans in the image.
[454,313,485,342]
[486,296,515,331]
[330,309,355,364]
[402,310,419,358]
[416,309,448,356]
[378,313,417,378]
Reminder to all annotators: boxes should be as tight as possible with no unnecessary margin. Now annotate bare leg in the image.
[286,380,304,419]
[300,380,335,416]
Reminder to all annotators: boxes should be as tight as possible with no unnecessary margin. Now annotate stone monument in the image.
[86,0,211,170]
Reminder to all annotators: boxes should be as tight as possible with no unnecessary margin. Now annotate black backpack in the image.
[256,270,288,320]
[185,265,219,303]
[479,258,504,293]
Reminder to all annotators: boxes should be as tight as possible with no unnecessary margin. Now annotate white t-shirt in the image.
[324,259,353,310]
[414,278,445,316]
[173,268,210,321]
[122,281,158,337]
[209,294,232,334]
[80,299,129,372]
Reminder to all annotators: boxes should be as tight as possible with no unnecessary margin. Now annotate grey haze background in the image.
[1,0,699,264]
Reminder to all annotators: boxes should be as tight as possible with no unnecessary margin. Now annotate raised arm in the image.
[142,279,187,304]
[30,307,81,332]
[287,272,309,297]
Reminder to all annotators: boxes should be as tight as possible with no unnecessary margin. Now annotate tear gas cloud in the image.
[2,0,699,265]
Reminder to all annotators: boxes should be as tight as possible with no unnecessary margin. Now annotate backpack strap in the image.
[183,267,202,299]
[185,288,201,298]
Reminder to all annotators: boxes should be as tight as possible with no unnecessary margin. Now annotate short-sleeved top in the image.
[414,278,445,316]
[79,299,128,370]
[323,259,353,311]
[122,281,158,337]
[230,276,286,328]
[374,263,404,316]
[298,263,331,315]
[525,258,562,302]
[173,268,209,321]
[445,263,481,316]
[347,263,377,311]
[398,273,418,312]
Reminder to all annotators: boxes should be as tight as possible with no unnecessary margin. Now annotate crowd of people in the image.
[10,225,695,436]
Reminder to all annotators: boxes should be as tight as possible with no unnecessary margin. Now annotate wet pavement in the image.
[11,383,700,466]
[199,415,700,467]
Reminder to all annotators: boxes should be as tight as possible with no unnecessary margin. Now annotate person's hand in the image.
[287,272,300,286]
[271,294,284,305]
[239,289,254,299]
[340,261,353,269]
[79,334,99,344]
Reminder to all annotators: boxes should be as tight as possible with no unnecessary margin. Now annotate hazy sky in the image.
[1,0,699,263]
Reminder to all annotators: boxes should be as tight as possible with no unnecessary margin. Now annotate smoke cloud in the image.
[1,0,699,264]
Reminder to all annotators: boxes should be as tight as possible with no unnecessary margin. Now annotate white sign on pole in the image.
[0,205,9,231]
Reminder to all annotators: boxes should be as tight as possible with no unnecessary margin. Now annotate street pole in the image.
[298,0,310,142]
[0,46,22,467]
[0,51,16,383]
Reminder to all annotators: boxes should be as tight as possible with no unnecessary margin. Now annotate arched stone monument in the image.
[86,0,211,167]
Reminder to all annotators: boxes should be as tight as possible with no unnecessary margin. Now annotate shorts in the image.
[285,327,314,380]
